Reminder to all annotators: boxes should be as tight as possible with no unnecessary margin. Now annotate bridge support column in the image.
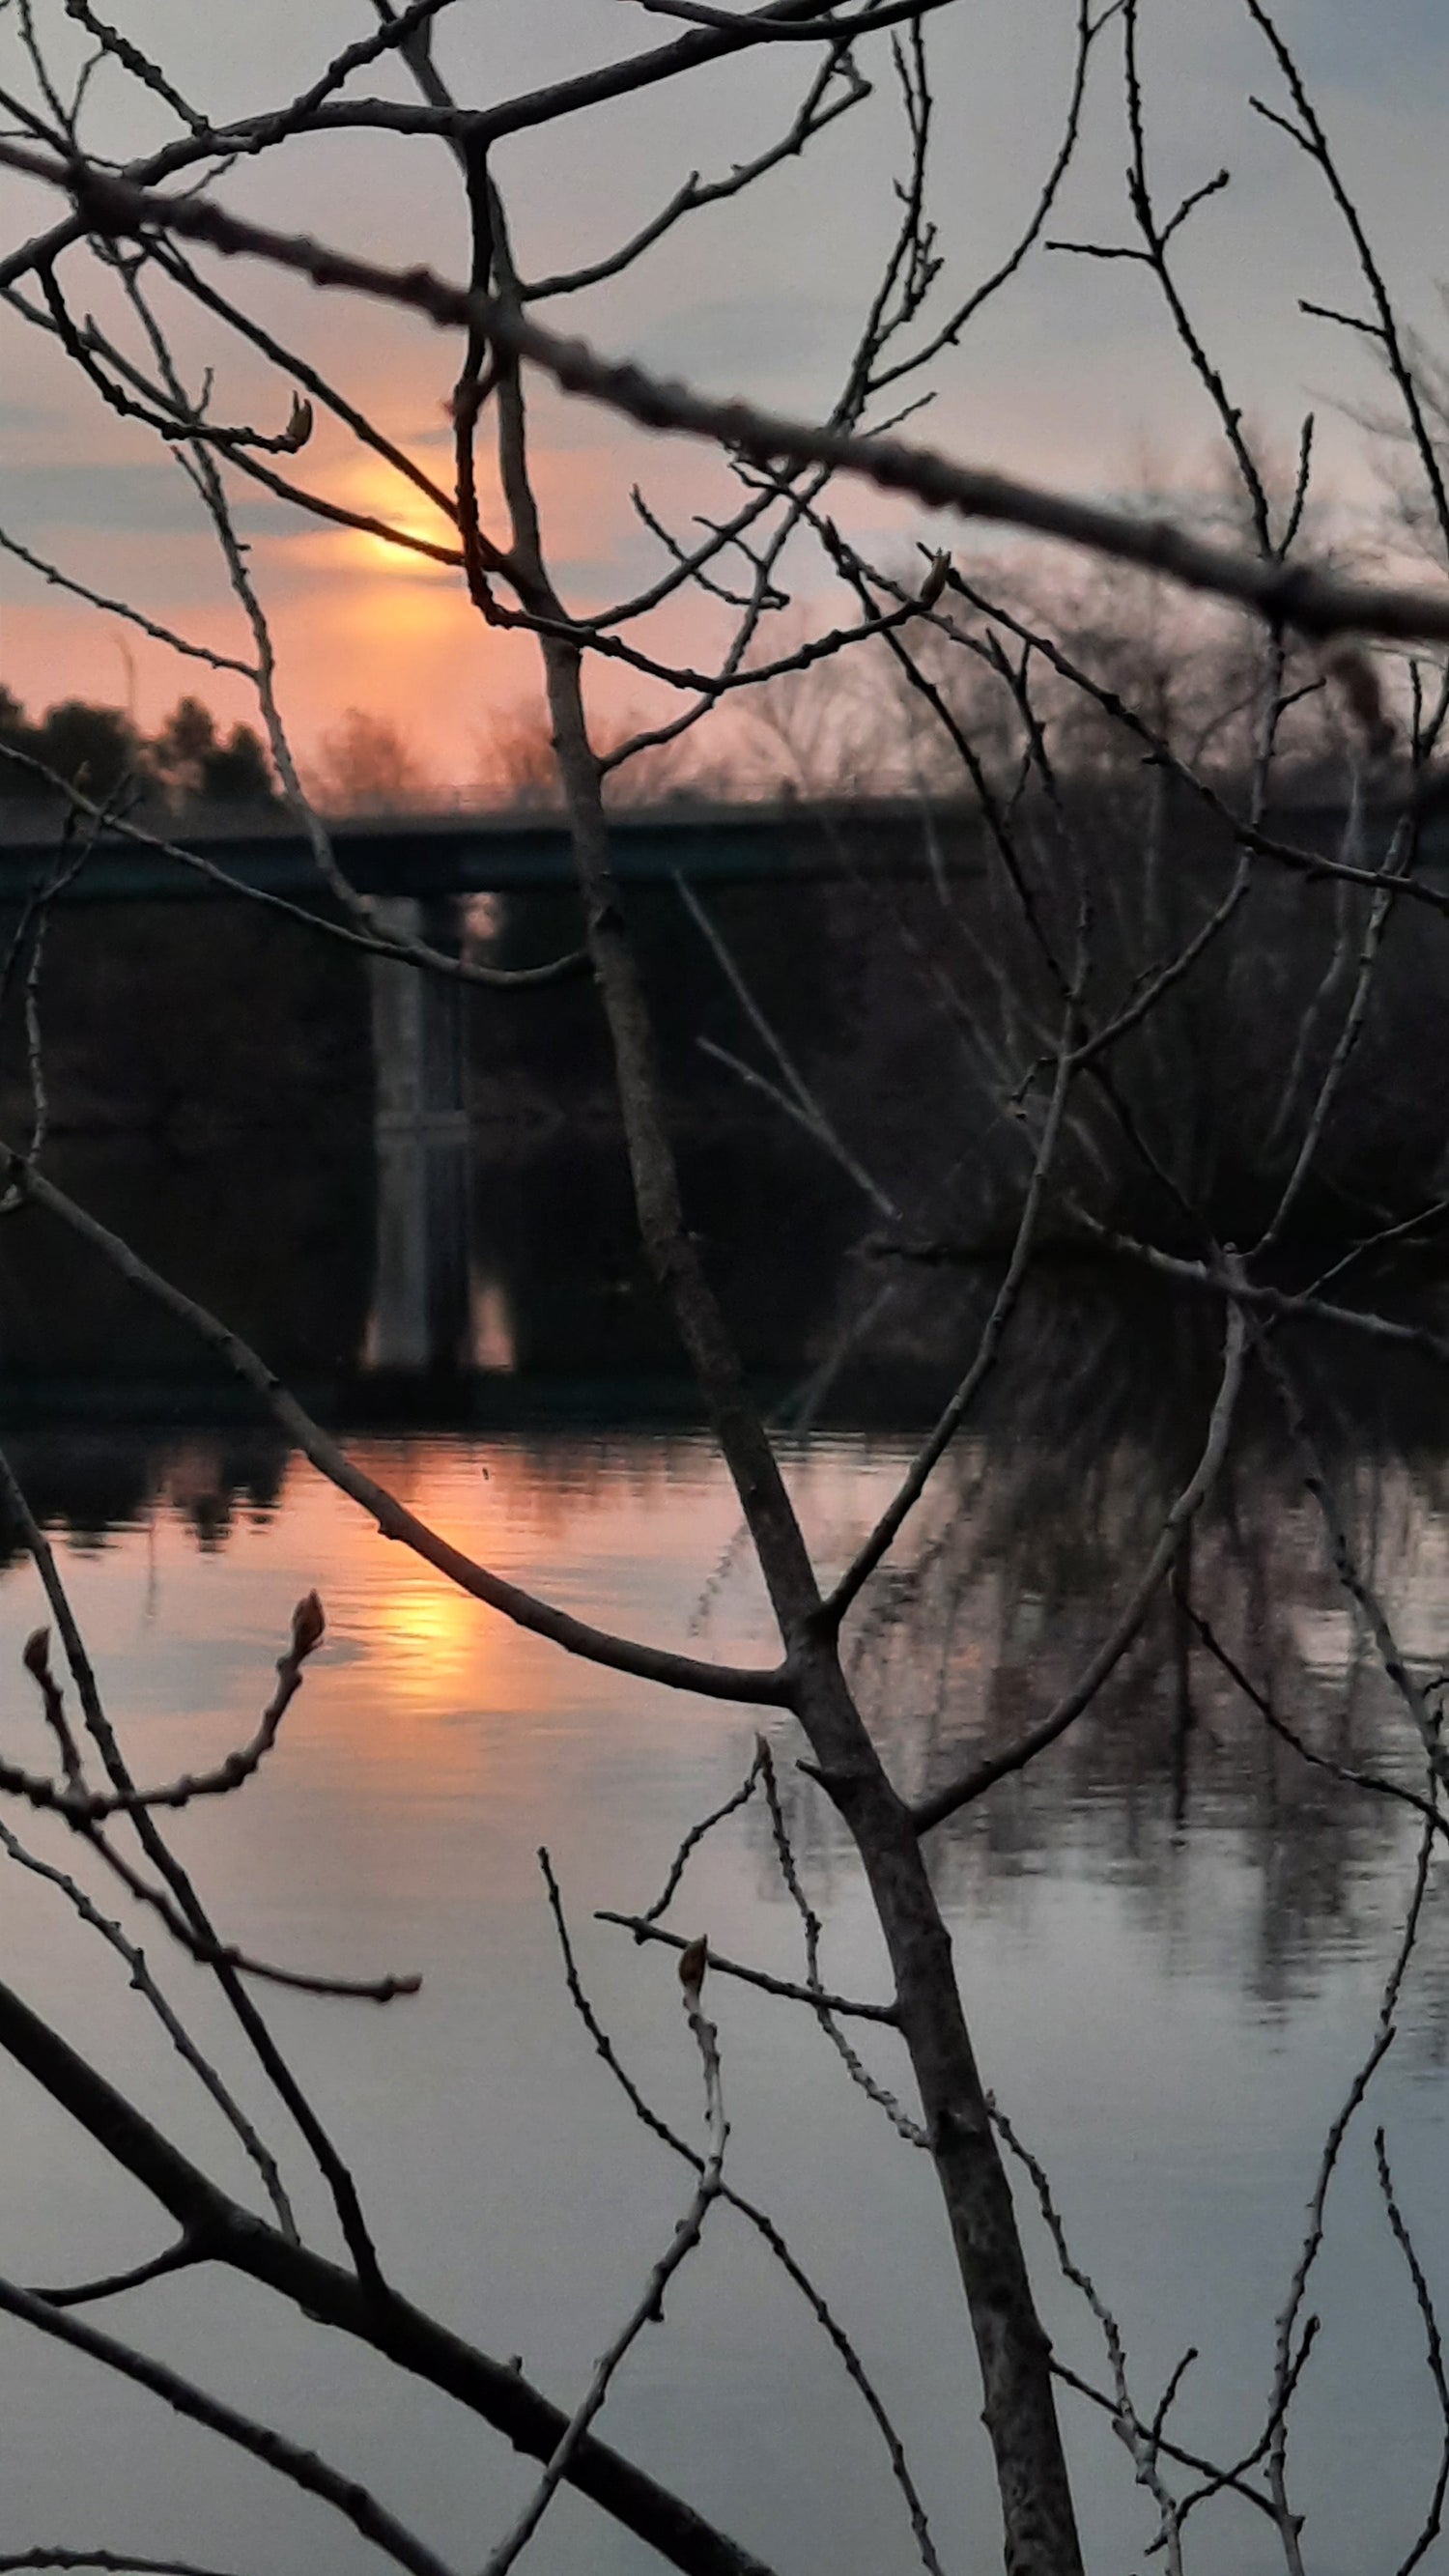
[368,898,472,1373]
[370,898,468,1135]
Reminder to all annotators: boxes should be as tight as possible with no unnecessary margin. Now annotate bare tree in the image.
[309,709,433,815]
[1,8,1449,2576]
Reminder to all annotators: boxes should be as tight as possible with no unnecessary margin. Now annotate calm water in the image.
[2,1402,1449,2576]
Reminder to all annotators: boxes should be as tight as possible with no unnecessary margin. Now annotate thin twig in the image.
[828,997,1076,1620]
[1376,2126,1449,2576]
[757,1743,926,2144]
[478,1948,727,2576]
[596,1911,897,2022]
[912,1289,1248,1829]
[638,1747,767,1921]
[540,1852,944,2576]
[0,2275,458,2576]
[10,1592,325,1821]
[991,2093,1183,2573]
[0,1812,298,2241]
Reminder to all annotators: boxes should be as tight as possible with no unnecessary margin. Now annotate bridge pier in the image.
[370,898,468,1137]
[367,898,472,1373]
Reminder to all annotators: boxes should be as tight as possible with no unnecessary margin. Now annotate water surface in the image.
[2,1402,1448,2576]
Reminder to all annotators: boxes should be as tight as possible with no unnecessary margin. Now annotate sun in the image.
[341,455,462,581]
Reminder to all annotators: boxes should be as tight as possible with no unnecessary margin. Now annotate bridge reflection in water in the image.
[365,895,482,1376]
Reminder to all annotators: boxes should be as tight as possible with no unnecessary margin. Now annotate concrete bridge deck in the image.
[0,794,1437,907]
[0,798,984,905]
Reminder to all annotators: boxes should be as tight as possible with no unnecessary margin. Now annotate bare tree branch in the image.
[3,140,1449,642]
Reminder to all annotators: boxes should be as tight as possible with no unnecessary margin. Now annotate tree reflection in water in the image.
[12,1243,1444,2024]
[729,1258,1449,2028]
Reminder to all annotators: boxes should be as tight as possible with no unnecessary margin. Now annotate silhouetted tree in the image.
[311,706,430,811]
[152,694,275,806]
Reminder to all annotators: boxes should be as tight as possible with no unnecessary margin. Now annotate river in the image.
[2,1137,1449,2575]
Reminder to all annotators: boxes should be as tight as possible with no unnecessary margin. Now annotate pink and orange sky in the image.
[2,0,1447,789]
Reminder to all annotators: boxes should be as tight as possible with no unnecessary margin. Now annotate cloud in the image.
[0,457,316,548]
[1303,0,1449,93]
[634,291,859,395]
[0,399,64,435]
[4,459,215,538]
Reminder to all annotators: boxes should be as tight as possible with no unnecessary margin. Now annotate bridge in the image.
[0,799,987,1373]
[1,792,1426,1378]
[0,790,1428,908]
[0,798,980,905]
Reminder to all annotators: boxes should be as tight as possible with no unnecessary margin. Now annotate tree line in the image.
[0,685,274,808]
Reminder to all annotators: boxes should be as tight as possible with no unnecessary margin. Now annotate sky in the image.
[2,0,1449,786]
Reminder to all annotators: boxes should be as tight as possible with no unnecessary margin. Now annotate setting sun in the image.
[336,453,461,581]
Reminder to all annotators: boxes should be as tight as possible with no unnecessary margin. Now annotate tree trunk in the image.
[538,626,1086,2576]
